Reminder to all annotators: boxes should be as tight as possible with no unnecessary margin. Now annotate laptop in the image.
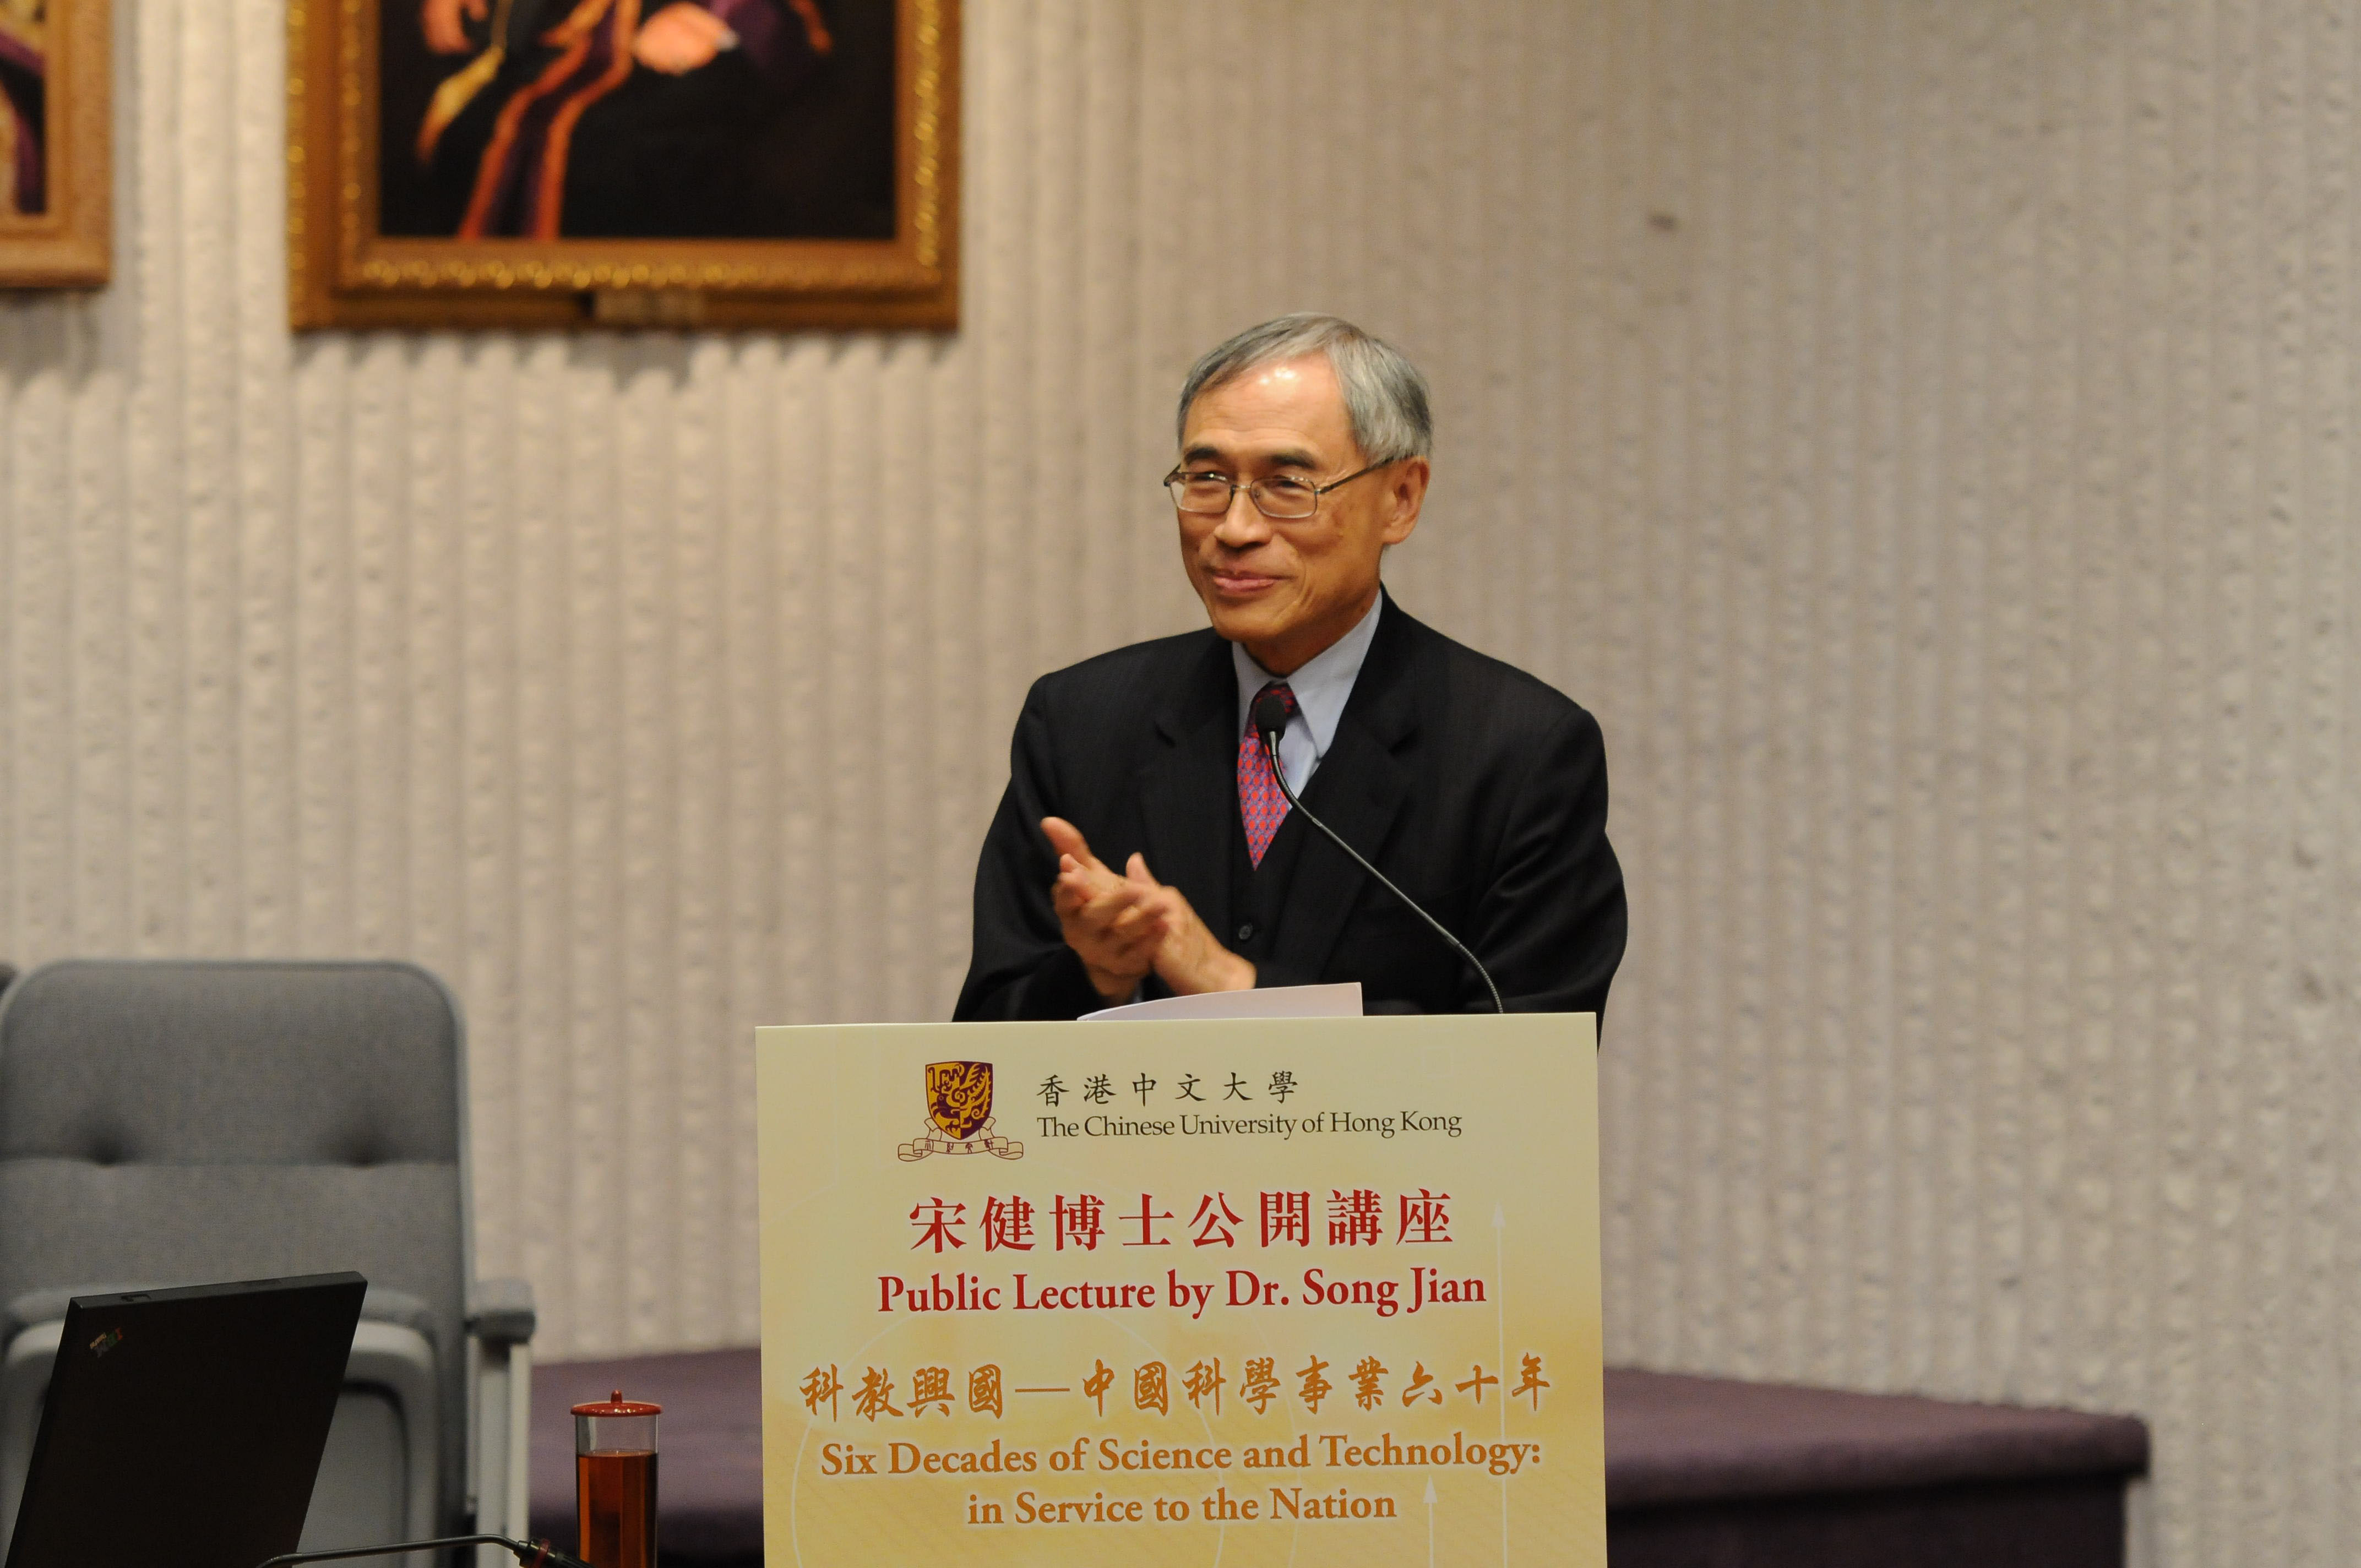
[3,1272,366,1568]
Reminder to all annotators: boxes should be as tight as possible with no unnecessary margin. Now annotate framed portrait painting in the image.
[289,0,955,329]
[0,0,110,289]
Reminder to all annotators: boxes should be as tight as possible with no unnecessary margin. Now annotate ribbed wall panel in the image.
[1,3,2355,1560]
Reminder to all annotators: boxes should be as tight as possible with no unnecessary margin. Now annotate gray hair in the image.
[1176,313,1433,463]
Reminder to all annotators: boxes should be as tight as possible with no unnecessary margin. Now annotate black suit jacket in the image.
[952,595,1626,1020]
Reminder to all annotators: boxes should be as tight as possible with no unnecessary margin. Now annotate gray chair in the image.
[0,959,535,1566]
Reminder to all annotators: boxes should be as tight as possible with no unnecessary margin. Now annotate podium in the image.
[755,1013,1605,1567]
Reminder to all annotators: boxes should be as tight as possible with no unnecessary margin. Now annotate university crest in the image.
[897,1060,1023,1162]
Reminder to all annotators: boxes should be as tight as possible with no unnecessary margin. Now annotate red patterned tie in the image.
[1238,682,1300,866]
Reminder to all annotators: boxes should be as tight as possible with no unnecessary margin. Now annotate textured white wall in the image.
[0,2,2354,1561]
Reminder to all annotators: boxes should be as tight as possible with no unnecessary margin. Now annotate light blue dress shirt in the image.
[1230,592,1385,798]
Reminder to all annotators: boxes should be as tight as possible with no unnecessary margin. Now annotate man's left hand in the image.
[1129,860,1256,997]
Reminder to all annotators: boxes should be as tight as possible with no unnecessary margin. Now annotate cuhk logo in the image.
[897,1060,1022,1161]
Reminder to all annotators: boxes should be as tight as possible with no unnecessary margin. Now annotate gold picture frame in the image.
[288,0,956,330]
[0,0,110,289]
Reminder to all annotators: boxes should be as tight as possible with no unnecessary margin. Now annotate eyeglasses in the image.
[1162,460,1391,520]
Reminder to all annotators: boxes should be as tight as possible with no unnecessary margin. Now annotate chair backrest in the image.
[0,959,475,1525]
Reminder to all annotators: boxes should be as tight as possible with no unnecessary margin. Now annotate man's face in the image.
[1175,355,1428,675]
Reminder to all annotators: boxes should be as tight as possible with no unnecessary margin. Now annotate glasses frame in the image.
[1162,459,1394,520]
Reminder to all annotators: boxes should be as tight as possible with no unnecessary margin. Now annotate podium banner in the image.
[756,1012,1604,1567]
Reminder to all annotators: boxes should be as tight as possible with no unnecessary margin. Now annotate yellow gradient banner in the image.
[756,1012,1603,1567]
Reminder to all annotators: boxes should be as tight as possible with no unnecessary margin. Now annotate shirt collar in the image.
[1231,592,1385,759]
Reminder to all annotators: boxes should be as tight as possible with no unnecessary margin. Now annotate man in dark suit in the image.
[954,314,1625,1020]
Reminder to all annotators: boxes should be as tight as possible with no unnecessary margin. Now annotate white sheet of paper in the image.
[1079,981,1363,1022]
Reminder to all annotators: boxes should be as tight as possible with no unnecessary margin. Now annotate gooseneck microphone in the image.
[257,1534,594,1568]
[1253,689,1504,1015]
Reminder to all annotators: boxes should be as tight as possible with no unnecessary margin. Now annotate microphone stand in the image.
[255,1534,594,1568]
[1256,706,1505,1015]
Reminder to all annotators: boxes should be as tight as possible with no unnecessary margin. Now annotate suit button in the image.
[1236,923,1255,942]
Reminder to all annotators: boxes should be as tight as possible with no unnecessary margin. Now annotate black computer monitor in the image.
[3,1272,365,1568]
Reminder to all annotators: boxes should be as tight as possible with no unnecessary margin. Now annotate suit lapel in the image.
[1137,638,1239,943]
[1266,597,1422,981]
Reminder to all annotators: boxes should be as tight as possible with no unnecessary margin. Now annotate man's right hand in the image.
[1041,817,1167,1000]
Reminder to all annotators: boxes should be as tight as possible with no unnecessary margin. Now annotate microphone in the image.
[1253,691,1504,1015]
[257,1534,594,1568]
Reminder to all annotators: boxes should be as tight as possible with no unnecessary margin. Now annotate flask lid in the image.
[572,1388,662,1416]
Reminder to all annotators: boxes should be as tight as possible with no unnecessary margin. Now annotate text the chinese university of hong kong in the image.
[1031,1067,1463,1141]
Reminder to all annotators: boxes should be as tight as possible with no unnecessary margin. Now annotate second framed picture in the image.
[0,0,110,289]
[289,0,956,330]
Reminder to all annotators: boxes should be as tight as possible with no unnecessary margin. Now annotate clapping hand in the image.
[1041,818,1254,1001]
